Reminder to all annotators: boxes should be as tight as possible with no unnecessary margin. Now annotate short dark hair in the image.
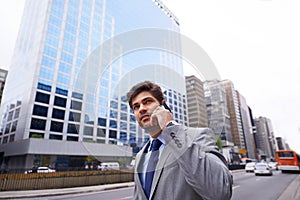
[126,81,164,109]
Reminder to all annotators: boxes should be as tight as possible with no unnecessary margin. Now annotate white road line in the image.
[121,196,133,200]
[233,185,240,190]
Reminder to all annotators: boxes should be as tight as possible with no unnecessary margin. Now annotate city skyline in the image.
[0,0,300,154]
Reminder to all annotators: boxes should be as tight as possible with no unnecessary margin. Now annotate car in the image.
[37,167,56,173]
[25,167,56,174]
[245,162,256,172]
[254,162,273,176]
[268,162,278,170]
[98,162,120,170]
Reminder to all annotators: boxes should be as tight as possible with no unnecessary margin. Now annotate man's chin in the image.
[144,125,162,137]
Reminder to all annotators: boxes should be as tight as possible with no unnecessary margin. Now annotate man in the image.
[126,81,233,200]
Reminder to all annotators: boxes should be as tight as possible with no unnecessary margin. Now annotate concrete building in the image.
[254,116,276,159]
[204,80,232,144]
[221,80,245,149]
[0,0,186,170]
[185,75,208,128]
[276,137,288,150]
[237,91,256,159]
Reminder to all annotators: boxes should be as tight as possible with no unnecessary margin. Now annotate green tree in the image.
[216,135,223,150]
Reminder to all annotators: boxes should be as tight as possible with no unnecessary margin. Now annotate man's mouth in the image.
[140,114,150,122]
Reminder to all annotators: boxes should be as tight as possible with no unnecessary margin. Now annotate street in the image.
[25,170,298,200]
[232,170,297,200]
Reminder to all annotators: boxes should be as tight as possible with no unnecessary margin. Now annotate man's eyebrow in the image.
[132,102,139,107]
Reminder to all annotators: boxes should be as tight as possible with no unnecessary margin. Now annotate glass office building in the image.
[0,0,187,170]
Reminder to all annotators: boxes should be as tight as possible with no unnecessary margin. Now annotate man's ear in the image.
[161,99,166,105]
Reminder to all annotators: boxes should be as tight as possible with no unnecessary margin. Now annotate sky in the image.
[0,0,299,154]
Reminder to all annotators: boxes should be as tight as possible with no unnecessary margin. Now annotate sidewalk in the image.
[277,174,300,200]
[0,182,135,199]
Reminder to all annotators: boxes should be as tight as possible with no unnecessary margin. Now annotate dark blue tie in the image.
[144,139,162,199]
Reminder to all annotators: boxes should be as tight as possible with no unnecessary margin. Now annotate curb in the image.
[0,182,135,199]
[277,174,300,200]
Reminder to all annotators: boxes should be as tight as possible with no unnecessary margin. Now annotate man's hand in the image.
[147,105,173,137]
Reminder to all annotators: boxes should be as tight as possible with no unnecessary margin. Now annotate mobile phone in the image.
[161,102,172,113]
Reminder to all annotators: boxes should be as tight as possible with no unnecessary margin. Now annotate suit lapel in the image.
[135,141,150,199]
[149,143,175,199]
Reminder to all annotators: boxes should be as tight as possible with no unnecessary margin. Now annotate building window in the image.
[30,118,46,130]
[49,134,63,140]
[37,82,51,92]
[14,108,20,119]
[2,136,8,144]
[120,132,127,142]
[96,139,105,144]
[50,121,64,132]
[52,108,65,120]
[67,123,79,134]
[9,134,15,143]
[72,92,83,100]
[7,111,13,121]
[71,100,82,110]
[109,120,117,128]
[11,121,18,132]
[83,126,93,136]
[54,96,67,107]
[97,128,105,137]
[33,105,48,117]
[35,92,50,104]
[97,117,106,126]
[69,111,81,122]
[67,136,78,142]
[56,87,68,96]
[29,132,44,139]
[109,130,117,139]
[5,123,10,134]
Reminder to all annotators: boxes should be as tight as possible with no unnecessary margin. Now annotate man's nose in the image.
[138,104,147,113]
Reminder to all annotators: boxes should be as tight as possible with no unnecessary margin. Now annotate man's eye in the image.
[145,99,152,104]
[133,105,139,110]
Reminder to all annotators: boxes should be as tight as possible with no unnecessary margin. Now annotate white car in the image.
[245,162,256,172]
[268,162,278,170]
[254,163,273,176]
[25,167,56,174]
[37,167,56,173]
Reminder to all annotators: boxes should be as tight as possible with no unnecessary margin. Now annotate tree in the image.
[216,135,223,150]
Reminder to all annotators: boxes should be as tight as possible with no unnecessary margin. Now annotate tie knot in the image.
[150,139,162,151]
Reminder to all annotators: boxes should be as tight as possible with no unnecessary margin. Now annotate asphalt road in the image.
[25,170,298,200]
[232,170,298,200]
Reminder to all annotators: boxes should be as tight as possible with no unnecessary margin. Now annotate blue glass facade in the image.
[0,0,187,169]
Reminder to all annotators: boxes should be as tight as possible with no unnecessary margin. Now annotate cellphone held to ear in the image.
[161,103,172,113]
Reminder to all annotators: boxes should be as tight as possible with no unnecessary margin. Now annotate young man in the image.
[126,81,232,200]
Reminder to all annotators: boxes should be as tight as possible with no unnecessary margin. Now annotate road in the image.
[232,170,297,200]
[26,170,297,200]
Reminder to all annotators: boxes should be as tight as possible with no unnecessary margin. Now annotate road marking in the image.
[121,196,133,200]
[233,185,240,190]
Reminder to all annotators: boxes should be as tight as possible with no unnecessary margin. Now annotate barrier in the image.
[0,170,134,191]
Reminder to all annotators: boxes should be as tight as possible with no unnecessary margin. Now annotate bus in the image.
[276,150,300,172]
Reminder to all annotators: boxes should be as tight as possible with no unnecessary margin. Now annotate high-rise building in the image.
[254,116,276,159]
[204,80,232,144]
[0,68,8,105]
[0,0,186,170]
[221,80,245,149]
[185,75,208,128]
[237,91,256,159]
[276,137,287,150]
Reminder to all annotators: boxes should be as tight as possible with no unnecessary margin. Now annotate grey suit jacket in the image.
[133,124,233,200]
